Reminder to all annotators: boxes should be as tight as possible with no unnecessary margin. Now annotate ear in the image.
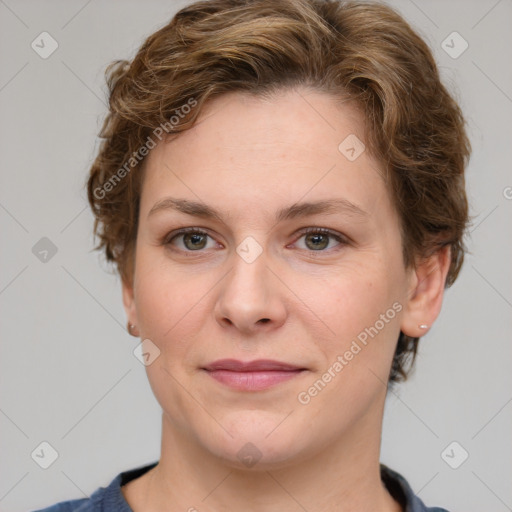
[122,276,138,328]
[400,245,451,338]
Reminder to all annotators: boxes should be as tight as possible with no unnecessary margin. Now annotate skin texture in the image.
[121,88,451,512]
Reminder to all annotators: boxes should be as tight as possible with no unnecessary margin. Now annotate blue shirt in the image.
[32,462,450,512]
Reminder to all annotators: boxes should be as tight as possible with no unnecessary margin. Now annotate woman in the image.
[35,0,470,510]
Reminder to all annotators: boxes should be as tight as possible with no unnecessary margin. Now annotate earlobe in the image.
[400,245,451,338]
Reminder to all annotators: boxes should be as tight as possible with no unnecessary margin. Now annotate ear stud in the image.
[127,323,139,337]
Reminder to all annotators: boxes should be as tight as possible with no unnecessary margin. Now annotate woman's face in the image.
[124,88,419,468]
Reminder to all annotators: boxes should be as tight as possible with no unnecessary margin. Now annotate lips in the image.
[202,359,307,391]
[203,359,304,372]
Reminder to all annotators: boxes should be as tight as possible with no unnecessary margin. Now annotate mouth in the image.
[201,359,307,391]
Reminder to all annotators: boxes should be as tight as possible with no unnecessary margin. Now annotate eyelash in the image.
[162,226,348,255]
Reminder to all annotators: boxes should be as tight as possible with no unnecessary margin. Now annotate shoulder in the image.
[32,497,95,512]
[32,484,108,512]
[32,462,159,512]
[380,464,451,512]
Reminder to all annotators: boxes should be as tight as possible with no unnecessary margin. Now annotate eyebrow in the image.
[148,197,368,222]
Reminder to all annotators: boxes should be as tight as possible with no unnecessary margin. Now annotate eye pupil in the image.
[184,233,207,250]
[306,233,329,250]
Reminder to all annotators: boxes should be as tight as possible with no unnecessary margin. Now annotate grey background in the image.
[0,0,511,510]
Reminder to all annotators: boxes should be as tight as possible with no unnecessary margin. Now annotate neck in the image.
[144,399,401,512]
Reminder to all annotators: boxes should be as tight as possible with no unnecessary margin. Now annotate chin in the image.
[194,410,316,471]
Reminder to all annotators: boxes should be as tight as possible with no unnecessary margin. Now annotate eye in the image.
[163,226,348,254]
[164,228,218,252]
[293,227,347,252]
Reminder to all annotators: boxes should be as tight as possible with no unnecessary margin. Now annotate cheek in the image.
[308,261,400,339]
[299,256,404,398]
[293,266,402,427]
[132,258,212,424]
[132,254,209,354]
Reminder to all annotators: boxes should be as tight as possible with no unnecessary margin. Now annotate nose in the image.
[214,248,287,335]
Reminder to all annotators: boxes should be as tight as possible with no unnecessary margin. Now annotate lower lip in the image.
[204,369,304,391]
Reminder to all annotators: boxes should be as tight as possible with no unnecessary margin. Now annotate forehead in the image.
[140,88,391,224]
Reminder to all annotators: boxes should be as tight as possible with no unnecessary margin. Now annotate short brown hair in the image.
[87,0,471,383]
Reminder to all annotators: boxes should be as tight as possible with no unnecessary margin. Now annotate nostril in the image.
[258,318,270,324]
